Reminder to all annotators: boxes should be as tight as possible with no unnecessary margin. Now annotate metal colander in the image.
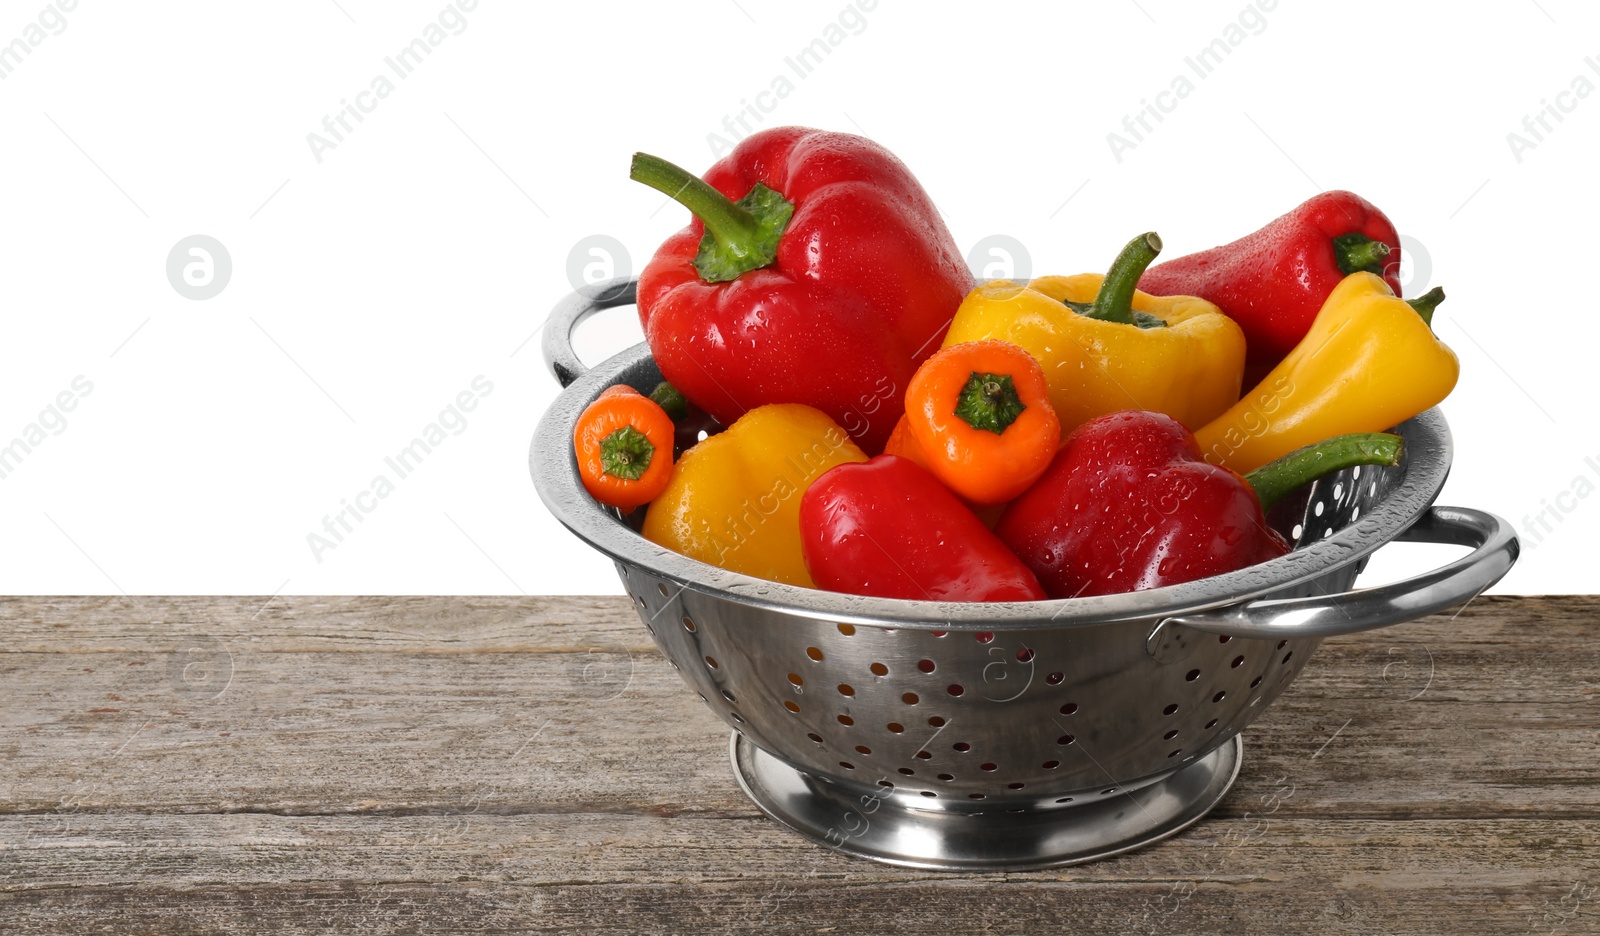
[531,278,1519,870]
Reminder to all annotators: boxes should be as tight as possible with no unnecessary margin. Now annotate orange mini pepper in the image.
[905,340,1060,505]
[573,385,676,510]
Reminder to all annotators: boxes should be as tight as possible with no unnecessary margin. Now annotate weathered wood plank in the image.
[0,596,1596,935]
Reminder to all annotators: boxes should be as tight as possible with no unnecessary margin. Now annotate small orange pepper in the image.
[573,385,676,510]
[905,340,1060,505]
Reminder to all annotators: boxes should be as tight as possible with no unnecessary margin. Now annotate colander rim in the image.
[531,342,1451,630]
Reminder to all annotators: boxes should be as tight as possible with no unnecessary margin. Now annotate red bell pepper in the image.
[801,455,1045,602]
[630,127,972,454]
[1137,191,1402,369]
[995,410,1401,598]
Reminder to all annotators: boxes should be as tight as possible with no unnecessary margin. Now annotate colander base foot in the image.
[730,732,1244,871]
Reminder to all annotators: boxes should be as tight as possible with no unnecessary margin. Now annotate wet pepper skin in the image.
[637,127,972,454]
[1137,191,1402,367]
[801,455,1046,602]
[995,411,1288,598]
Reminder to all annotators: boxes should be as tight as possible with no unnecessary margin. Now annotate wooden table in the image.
[1,596,1595,934]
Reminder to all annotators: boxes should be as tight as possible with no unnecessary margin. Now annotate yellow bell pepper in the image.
[943,233,1246,435]
[1194,273,1458,474]
[642,404,867,587]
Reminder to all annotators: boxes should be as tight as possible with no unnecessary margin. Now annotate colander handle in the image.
[1161,506,1519,640]
[542,277,639,388]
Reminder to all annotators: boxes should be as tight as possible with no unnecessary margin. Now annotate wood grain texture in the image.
[1,595,1597,935]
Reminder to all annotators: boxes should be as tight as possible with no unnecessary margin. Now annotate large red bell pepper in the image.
[995,411,1401,598]
[631,127,972,454]
[1137,191,1402,369]
[801,455,1045,602]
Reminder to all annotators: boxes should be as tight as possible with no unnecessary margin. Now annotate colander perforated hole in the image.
[947,684,965,697]
[837,623,855,636]
[1292,523,1304,539]
[697,693,708,703]
[1042,760,1060,769]
[1334,482,1343,499]
[1282,651,1294,664]
[837,714,854,726]
[1212,691,1226,703]
[634,595,646,609]
[870,662,889,677]
[1057,734,1075,745]
[980,763,997,772]
[927,716,945,727]
[1060,702,1078,715]
[806,647,824,662]
[1016,647,1034,662]
[970,793,986,800]
[902,692,920,705]
[682,617,696,633]
[787,673,804,687]
[730,712,745,724]
[1185,669,1201,681]
[721,689,736,703]
[1277,639,1289,649]
[643,621,654,634]
[1250,676,1263,688]
[1163,703,1179,715]
[1055,797,1074,804]
[1163,729,1179,740]
[838,684,855,697]
[1046,672,1063,685]
[920,791,937,798]
[1007,783,1025,790]
[937,773,954,781]
[840,761,855,770]
[704,656,718,669]
[668,660,677,670]
[807,732,823,744]
[784,700,800,714]
[855,745,872,756]
[1101,788,1117,796]
[917,659,936,673]
[931,630,947,637]
[915,750,932,760]
[898,767,915,776]
[658,583,670,598]
[976,632,994,643]
[1314,501,1325,517]
[1204,718,1218,730]
[1168,749,1182,758]
[953,742,970,752]
[1231,655,1245,668]
[1218,635,1232,644]
[887,722,904,733]
[1322,528,1333,538]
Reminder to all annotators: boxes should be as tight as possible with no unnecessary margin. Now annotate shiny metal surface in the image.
[731,732,1244,870]
[531,278,1520,867]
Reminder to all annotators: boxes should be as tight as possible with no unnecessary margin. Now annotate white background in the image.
[0,0,1594,597]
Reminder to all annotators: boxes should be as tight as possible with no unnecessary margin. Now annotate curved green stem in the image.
[1405,286,1445,327]
[600,425,655,481]
[1082,232,1163,325]
[1245,432,1403,514]
[1333,233,1392,276]
[629,152,793,283]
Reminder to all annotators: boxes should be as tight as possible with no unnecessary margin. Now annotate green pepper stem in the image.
[649,381,689,422]
[1405,286,1446,327]
[1083,232,1163,325]
[630,152,759,246]
[953,372,1026,435]
[1245,433,1404,514]
[600,425,655,482]
[1333,233,1392,276]
[629,151,794,283]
